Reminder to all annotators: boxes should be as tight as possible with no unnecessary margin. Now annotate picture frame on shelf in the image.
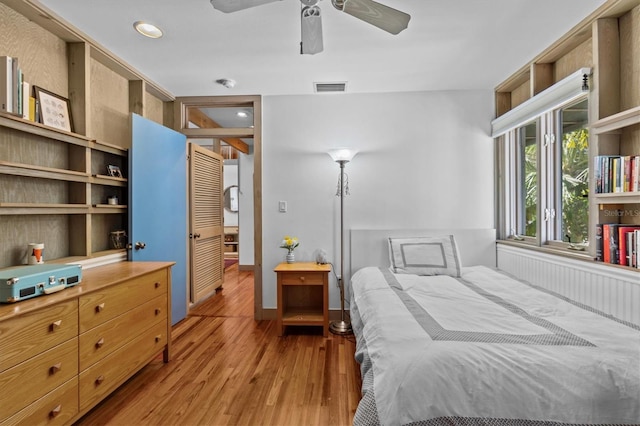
[107,164,123,178]
[33,86,73,132]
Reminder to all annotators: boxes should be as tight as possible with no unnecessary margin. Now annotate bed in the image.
[348,229,640,425]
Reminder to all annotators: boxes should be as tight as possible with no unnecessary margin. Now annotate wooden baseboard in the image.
[239,264,253,271]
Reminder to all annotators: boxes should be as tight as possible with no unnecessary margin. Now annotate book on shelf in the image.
[597,223,640,268]
[594,155,640,194]
[631,229,640,269]
[618,226,640,266]
[0,55,14,113]
[0,55,32,119]
[601,224,619,264]
[595,223,604,262]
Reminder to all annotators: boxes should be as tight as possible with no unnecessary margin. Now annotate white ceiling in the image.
[37,0,606,97]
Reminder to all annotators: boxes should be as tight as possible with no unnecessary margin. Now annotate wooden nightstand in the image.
[274,262,330,337]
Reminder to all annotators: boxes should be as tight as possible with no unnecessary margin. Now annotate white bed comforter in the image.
[349,266,640,426]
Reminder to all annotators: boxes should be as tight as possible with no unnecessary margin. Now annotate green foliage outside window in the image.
[561,128,589,243]
[523,128,589,242]
[524,143,537,237]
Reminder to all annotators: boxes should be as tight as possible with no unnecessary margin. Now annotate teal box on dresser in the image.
[0,264,82,303]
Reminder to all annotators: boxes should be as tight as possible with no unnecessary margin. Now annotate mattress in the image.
[349,265,640,425]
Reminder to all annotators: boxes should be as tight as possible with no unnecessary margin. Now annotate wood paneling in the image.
[0,215,70,266]
[146,91,165,124]
[89,59,129,148]
[620,5,640,110]
[554,38,592,82]
[0,3,67,96]
[510,79,530,109]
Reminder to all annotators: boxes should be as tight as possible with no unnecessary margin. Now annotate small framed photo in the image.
[107,165,123,178]
[33,86,73,132]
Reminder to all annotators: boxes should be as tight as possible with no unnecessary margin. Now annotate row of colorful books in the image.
[595,224,640,268]
[593,155,640,194]
[0,55,35,120]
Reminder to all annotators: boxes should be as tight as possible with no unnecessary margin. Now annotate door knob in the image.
[135,242,146,250]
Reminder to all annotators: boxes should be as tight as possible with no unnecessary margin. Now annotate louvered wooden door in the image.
[189,143,224,304]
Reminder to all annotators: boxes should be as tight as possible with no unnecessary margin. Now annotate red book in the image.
[618,226,640,266]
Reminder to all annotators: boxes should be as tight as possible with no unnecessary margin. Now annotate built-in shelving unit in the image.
[0,0,174,268]
[0,111,129,263]
[493,0,640,268]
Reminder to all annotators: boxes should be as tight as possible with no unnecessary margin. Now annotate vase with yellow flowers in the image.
[280,236,299,263]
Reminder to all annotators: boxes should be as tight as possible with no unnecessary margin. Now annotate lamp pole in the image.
[330,159,352,335]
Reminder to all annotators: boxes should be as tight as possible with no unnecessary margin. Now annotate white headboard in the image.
[350,229,496,278]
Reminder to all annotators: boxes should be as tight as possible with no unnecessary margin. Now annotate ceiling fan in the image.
[209,0,411,55]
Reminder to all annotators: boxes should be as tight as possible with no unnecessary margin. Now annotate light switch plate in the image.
[278,201,287,212]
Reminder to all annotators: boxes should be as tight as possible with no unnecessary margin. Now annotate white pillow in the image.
[388,235,462,277]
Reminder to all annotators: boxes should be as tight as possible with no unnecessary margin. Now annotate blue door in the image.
[129,113,187,325]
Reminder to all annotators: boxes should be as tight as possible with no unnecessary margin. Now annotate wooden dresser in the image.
[0,261,173,426]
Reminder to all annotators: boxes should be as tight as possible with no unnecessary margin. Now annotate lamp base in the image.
[329,320,353,335]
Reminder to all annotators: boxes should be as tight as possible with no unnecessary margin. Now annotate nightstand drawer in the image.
[280,272,325,285]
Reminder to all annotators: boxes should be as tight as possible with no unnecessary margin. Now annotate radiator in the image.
[497,244,640,326]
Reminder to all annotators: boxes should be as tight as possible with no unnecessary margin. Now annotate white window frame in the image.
[493,68,591,249]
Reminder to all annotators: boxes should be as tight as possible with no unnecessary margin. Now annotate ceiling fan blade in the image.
[332,0,410,35]
[210,0,282,13]
[300,5,323,54]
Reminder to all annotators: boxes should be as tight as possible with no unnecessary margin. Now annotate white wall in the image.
[262,90,495,310]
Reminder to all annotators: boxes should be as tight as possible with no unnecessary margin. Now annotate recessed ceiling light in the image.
[133,21,163,39]
[236,111,248,118]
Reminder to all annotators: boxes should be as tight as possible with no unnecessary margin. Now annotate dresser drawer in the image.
[0,378,78,426]
[0,300,78,372]
[280,271,325,285]
[79,294,167,370]
[79,269,167,332]
[0,338,78,420]
[79,320,168,411]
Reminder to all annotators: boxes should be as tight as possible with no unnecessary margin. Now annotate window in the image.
[557,99,589,244]
[496,96,589,248]
[516,121,538,238]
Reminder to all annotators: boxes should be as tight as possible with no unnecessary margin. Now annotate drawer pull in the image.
[155,282,160,288]
[95,375,105,385]
[155,335,162,343]
[50,320,62,331]
[299,277,305,282]
[49,363,62,375]
[96,338,105,348]
[49,404,62,418]
[96,303,105,313]
[155,308,161,315]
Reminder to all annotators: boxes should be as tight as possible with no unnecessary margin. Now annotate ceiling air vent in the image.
[314,81,347,93]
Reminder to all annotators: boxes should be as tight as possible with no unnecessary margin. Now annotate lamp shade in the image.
[328,148,358,163]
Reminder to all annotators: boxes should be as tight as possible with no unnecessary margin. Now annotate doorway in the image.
[175,96,263,320]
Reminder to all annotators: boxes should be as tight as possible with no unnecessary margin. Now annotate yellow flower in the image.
[279,236,300,252]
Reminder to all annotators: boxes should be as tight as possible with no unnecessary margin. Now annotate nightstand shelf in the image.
[274,262,330,337]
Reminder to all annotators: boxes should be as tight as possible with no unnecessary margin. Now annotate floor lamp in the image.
[328,148,357,335]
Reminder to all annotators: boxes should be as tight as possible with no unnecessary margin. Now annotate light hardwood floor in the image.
[75,264,362,426]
